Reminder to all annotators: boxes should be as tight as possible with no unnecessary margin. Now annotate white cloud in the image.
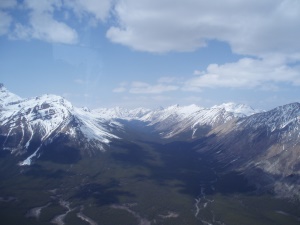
[30,13,78,44]
[7,0,114,43]
[10,0,78,44]
[3,0,300,58]
[0,0,16,36]
[107,0,300,58]
[113,56,300,95]
[184,56,300,91]
[25,0,62,13]
[64,0,113,22]
[12,14,78,44]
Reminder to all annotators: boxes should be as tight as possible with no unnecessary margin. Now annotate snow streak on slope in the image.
[239,102,300,132]
[0,83,264,164]
[74,108,119,144]
[137,103,260,139]
[0,86,121,165]
[0,94,74,165]
[92,107,151,120]
[91,103,260,139]
[202,102,300,198]
[1,94,72,143]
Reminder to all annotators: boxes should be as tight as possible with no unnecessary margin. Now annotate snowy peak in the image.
[73,107,119,144]
[212,102,260,116]
[136,103,260,139]
[273,102,300,115]
[240,102,300,132]
[0,83,22,105]
[164,104,202,116]
[140,104,202,122]
[0,90,121,165]
[92,107,151,120]
[0,93,75,164]
[0,94,73,128]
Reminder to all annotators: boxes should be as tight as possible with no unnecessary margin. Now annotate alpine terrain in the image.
[1,83,300,225]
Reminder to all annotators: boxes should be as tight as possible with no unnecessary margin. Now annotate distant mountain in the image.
[0,83,22,105]
[138,103,260,139]
[1,84,262,165]
[92,107,151,120]
[93,103,261,140]
[1,83,300,198]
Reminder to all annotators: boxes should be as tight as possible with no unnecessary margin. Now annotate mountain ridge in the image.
[1,83,300,198]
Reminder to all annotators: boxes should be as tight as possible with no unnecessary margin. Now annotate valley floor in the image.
[0,140,300,225]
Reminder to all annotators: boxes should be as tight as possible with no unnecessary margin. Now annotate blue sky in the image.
[1,0,300,110]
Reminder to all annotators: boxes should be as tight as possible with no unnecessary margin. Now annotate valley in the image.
[1,84,300,224]
[0,139,300,225]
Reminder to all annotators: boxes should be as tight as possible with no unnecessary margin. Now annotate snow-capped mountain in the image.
[199,102,300,197]
[0,85,119,165]
[92,103,260,140]
[137,103,260,139]
[0,83,22,105]
[1,83,300,197]
[211,102,261,117]
[0,83,263,164]
[92,107,151,120]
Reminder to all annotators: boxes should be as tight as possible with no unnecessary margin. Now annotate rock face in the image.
[138,103,259,139]
[0,84,299,198]
[200,103,300,197]
[0,85,119,165]
[92,103,259,140]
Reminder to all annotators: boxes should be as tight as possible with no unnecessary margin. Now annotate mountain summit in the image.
[0,83,22,105]
[0,85,119,165]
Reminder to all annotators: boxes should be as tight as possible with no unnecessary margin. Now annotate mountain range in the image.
[1,83,300,199]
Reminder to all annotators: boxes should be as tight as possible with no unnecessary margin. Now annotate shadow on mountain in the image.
[39,135,82,164]
[23,164,72,179]
[111,139,256,197]
[151,141,255,196]
[40,145,81,164]
[0,149,10,158]
[73,179,134,206]
[110,141,154,166]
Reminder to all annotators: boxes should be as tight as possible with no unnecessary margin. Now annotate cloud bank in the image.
[108,0,300,93]
[2,0,300,93]
[2,0,113,44]
[107,0,300,58]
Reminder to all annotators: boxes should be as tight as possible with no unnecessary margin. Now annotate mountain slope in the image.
[0,85,119,165]
[1,83,300,198]
[91,103,260,141]
[138,103,260,140]
[199,102,300,197]
[0,83,22,105]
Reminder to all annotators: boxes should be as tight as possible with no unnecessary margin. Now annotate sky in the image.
[1,0,300,110]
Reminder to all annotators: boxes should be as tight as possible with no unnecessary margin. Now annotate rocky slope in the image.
[199,103,300,197]
[139,103,260,139]
[1,83,300,198]
[93,103,260,140]
[0,85,119,165]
